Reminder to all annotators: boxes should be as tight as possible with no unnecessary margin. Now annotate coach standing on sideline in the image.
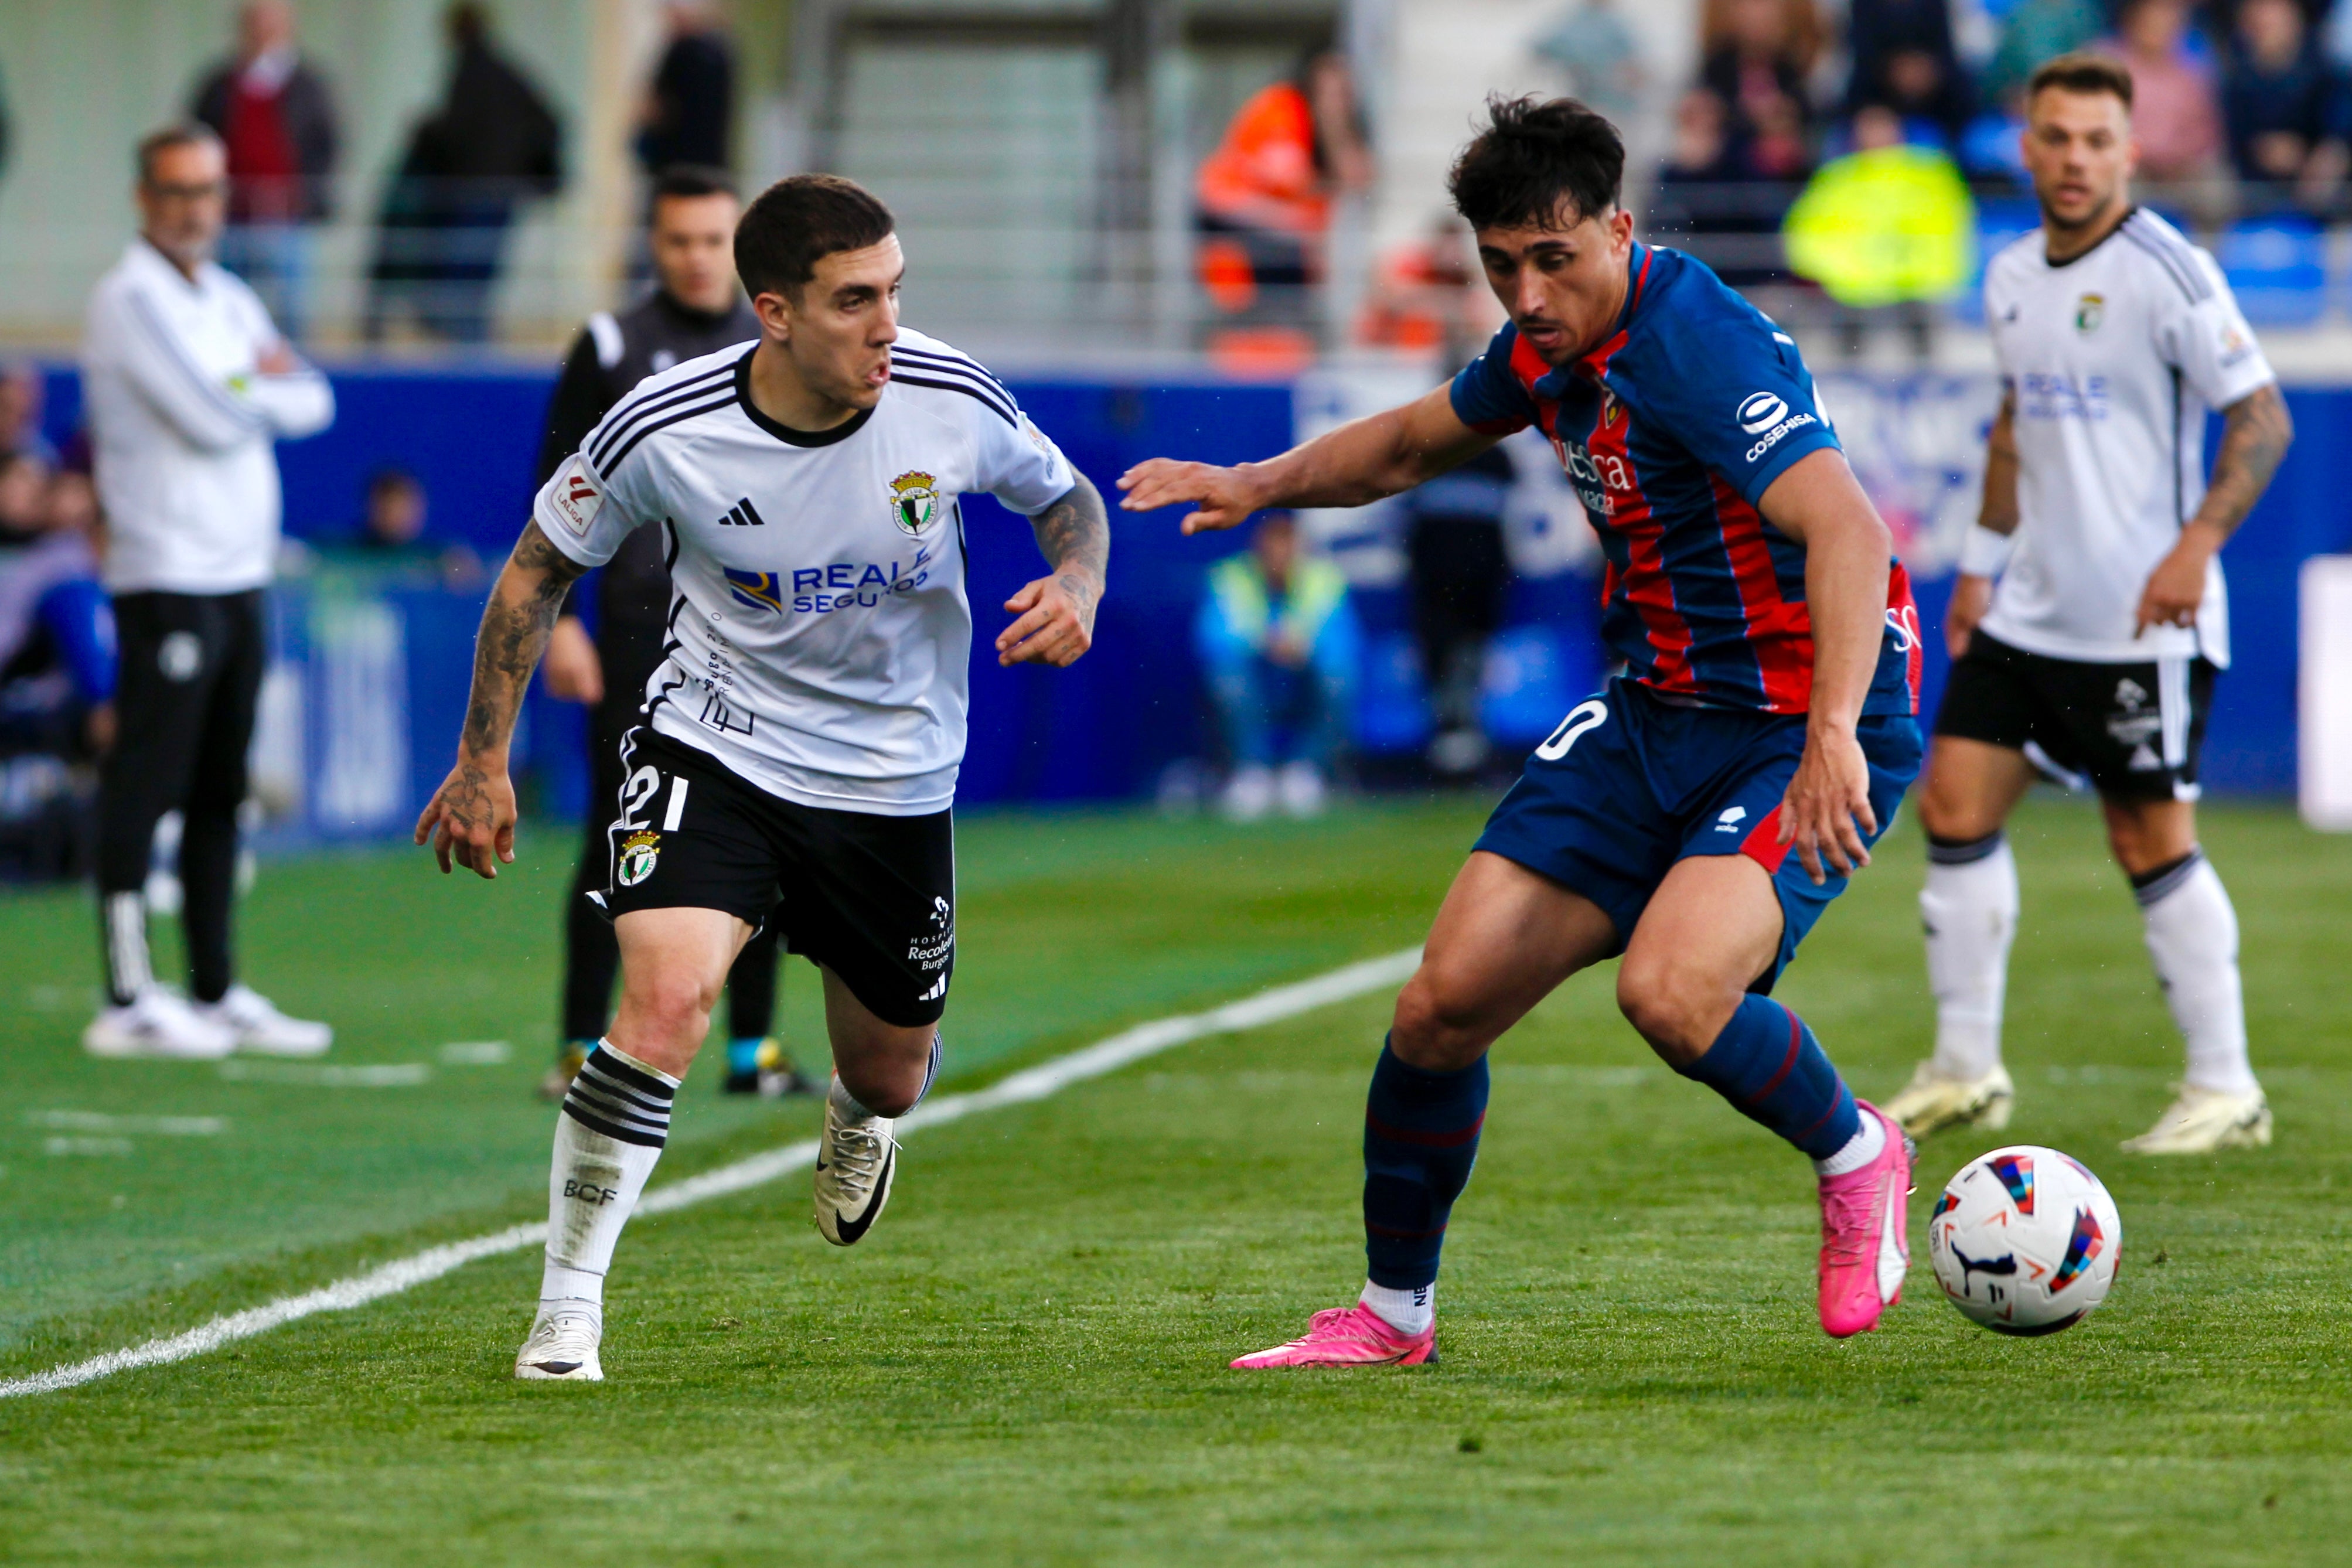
[80,125,336,1060]
[533,165,813,1102]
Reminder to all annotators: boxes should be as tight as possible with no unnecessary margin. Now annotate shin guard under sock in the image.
[1361,1038,1489,1292]
[1676,994,1859,1161]
[542,1042,677,1309]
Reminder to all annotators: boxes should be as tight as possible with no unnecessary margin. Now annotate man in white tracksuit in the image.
[80,124,336,1059]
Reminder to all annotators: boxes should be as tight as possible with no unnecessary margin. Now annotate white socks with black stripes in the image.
[1920,832,2019,1081]
[2135,850,2257,1095]
[541,1041,679,1315]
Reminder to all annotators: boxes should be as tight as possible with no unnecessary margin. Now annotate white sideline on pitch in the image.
[0,946,1422,1400]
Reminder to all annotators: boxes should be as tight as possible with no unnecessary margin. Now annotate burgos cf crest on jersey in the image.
[889,470,939,534]
[723,568,784,613]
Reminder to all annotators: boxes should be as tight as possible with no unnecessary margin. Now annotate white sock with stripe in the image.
[2136,851,2257,1096]
[540,1041,679,1312]
[1359,1279,1434,1336]
[1920,833,2017,1080]
[103,891,152,1007]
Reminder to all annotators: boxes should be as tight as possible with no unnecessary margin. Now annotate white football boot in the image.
[814,1076,898,1246]
[1277,760,1327,819]
[83,988,236,1061]
[195,984,333,1057]
[514,1303,604,1381]
[2121,1084,2272,1154]
[1881,1060,2014,1139]
[1220,764,1274,823]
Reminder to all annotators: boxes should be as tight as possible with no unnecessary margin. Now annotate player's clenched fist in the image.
[1116,458,1263,535]
[414,760,518,879]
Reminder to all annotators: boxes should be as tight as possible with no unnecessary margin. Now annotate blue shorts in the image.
[1474,679,1923,992]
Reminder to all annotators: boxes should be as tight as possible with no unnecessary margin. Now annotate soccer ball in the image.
[1927,1145,2123,1335]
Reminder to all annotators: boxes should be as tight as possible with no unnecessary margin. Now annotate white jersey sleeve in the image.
[532,442,653,568]
[2156,251,2275,411]
[969,401,1076,516]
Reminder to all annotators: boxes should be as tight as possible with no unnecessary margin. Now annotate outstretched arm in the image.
[1116,384,1499,534]
[1757,448,1896,887]
[413,521,588,878]
[996,472,1111,667]
[2135,381,2292,634]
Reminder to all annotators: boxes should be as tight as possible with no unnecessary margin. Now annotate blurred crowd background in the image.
[4,0,2350,366]
[0,0,2344,875]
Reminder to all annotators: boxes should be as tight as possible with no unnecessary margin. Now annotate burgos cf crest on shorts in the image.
[616,830,660,887]
[889,470,939,535]
[722,568,784,613]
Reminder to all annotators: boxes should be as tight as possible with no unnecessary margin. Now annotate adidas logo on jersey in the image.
[718,497,767,527]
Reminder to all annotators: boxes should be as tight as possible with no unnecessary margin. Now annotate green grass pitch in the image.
[1,796,2347,1564]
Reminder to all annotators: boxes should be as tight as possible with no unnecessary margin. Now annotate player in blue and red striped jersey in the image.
[1121,96,1927,1361]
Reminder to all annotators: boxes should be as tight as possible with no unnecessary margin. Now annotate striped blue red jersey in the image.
[1450,242,1921,717]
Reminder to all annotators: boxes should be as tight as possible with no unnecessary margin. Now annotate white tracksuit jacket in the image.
[81,238,335,595]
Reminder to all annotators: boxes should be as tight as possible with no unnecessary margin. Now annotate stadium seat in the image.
[2218,216,2329,327]
[1352,631,1434,756]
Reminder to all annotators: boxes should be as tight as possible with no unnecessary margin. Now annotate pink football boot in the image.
[1231,1303,1437,1369]
[1816,1100,1915,1338]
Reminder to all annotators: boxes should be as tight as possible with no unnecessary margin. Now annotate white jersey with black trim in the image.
[532,328,1077,814]
[1979,208,2275,668]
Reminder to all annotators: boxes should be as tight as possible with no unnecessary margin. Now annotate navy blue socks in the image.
[1675,993,1858,1160]
[1361,1037,1490,1291]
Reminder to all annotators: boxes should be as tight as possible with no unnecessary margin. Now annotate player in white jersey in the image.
[413,175,1109,1380]
[1884,56,2293,1154]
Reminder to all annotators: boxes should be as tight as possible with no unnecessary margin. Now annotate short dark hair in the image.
[650,164,739,206]
[734,174,896,301]
[135,124,223,186]
[2027,52,2134,109]
[1447,96,1624,233]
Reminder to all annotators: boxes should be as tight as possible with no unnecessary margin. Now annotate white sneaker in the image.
[1277,759,1327,818]
[1881,1060,2014,1138]
[83,988,236,1060]
[514,1303,604,1380]
[1220,764,1274,822]
[814,1076,897,1246]
[195,984,332,1057]
[2121,1084,2272,1154]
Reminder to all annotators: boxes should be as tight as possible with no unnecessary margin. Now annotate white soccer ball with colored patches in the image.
[1928,1145,2123,1335]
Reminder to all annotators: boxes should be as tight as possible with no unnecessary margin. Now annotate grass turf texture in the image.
[1,796,2348,1564]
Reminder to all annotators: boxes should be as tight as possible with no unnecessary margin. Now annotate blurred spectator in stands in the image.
[1785,104,1975,359]
[0,362,55,466]
[320,468,482,588]
[1354,218,1502,366]
[2099,0,2229,190]
[0,463,115,881]
[1530,0,1648,125]
[636,2,734,174]
[1846,0,1974,146]
[1987,0,2107,106]
[190,2,340,342]
[1401,446,1515,780]
[366,3,564,345]
[1194,47,1373,370]
[2223,0,2351,209]
[0,449,46,545]
[1650,88,1794,283]
[1700,0,1825,180]
[1195,512,1358,821]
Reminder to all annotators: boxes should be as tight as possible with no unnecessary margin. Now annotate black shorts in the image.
[1933,632,2215,802]
[594,730,956,1027]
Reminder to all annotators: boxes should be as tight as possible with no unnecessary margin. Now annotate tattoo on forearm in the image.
[459,521,587,759]
[2196,383,2292,541]
[1030,476,1110,615]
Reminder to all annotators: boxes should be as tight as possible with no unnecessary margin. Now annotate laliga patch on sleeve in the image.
[1020,414,1055,456]
[551,454,604,536]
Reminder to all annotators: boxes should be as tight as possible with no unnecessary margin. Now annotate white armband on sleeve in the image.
[1959,524,2016,578]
